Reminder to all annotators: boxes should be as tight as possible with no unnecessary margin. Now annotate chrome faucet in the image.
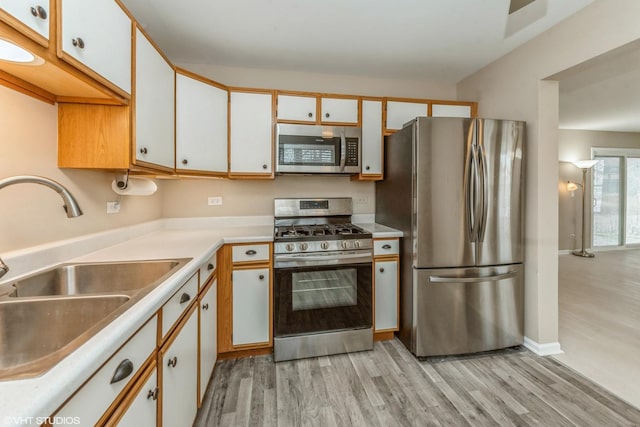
[0,175,83,279]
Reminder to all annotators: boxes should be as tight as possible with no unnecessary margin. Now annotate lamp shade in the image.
[567,181,578,191]
[572,159,598,169]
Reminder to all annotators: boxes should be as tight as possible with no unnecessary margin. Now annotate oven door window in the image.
[274,262,372,337]
[291,269,357,311]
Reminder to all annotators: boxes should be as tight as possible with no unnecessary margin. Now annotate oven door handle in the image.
[275,253,372,266]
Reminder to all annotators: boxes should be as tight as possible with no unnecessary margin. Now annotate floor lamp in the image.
[570,160,599,258]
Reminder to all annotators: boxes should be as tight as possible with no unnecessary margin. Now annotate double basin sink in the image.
[0,258,190,381]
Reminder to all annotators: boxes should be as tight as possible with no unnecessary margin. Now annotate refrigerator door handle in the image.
[464,121,478,242]
[477,142,489,242]
[429,270,518,283]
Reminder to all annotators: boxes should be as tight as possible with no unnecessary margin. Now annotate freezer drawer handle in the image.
[429,270,517,283]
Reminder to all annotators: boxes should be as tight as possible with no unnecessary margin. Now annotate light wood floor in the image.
[555,250,640,409]
[195,339,640,426]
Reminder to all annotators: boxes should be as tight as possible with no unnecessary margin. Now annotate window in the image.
[592,148,640,248]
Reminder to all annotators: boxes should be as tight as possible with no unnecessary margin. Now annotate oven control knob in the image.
[285,243,295,252]
[341,240,350,249]
[353,240,361,248]
[320,242,329,250]
[299,242,309,251]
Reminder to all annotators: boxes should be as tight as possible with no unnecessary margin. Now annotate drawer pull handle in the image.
[382,244,392,249]
[202,303,209,310]
[259,274,265,280]
[207,263,214,271]
[245,249,257,256]
[379,267,385,273]
[147,387,159,401]
[167,356,178,368]
[180,292,191,304]
[110,359,134,384]
[71,37,85,49]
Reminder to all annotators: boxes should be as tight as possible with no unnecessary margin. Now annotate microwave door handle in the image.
[339,130,346,171]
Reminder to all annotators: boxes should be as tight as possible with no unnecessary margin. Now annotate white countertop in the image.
[0,217,400,426]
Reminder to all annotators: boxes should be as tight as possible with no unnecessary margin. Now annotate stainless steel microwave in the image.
[275,124,361,174]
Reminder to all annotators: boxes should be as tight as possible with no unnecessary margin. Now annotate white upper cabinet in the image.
[431,104,472,118]
[60,0,132,94]
[385,100,429,131]
[176,73,228,174]
[361,99,383,176]
[229,90,273,175]
[135,28,175,170]
[320,97,358,124]
[0,1,50,42]
[277,94,316,123]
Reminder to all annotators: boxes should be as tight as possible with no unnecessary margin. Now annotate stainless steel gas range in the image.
[273,198,373,362]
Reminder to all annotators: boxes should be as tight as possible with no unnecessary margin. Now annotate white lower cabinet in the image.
[232,268,270,346]
[160,306,198,427]
[53,316,157,426]
[199,279,217,404]
[108,363,158,426]
[374,259,399,332]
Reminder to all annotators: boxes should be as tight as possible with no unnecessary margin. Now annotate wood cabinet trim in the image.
[175,67,228,91]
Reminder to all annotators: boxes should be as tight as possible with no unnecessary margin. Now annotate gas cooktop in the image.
[274,223,369,240]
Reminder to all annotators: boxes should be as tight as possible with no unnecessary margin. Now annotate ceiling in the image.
[558,40,640,133]
[120,0,594,84]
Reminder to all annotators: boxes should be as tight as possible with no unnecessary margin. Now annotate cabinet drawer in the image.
[374,239,399,256]
[54,315,157,426]
[161,273,198,338]
[232,244,270,263]
[199,252,217,289]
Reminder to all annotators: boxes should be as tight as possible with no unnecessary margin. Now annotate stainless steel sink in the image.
[0,295,130,380]
[5,259,188,298]
[0,258,191,380]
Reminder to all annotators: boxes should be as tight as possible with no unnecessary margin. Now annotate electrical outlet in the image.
[355,196,368,205]
[106,201,120,214]
[208,196,223,206]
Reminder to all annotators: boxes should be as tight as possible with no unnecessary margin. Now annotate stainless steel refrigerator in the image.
[375,117,525,357]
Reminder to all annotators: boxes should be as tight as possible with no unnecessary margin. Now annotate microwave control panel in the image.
[345,138,359,166]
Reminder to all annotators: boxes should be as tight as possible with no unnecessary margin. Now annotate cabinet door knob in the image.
[179,292,191,304]
[207,263,214,271]
[202,303,209,310]
[139,147,148,155]
[325,113,330,118]
[147,387,159,401]
[365,165,370,171]
[379,267,385,273]
[167,356,178,368]
[30,5,47,19]
[245,249,257,256]
[259,274,265,280]
[182,159,188,165]
[71,37,85,49]
[262,164,268,170]
[110,359,134,384]
[382,244,392,249]
[307,112,313,118]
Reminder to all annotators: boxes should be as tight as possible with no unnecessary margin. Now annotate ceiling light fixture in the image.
[0,38,44,65]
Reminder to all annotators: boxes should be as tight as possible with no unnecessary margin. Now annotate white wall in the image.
[457,0,640,346]
[558,129,640,251]
[0,85,164,253]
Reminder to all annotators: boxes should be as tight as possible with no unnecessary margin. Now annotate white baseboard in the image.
[523,337,563,356]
